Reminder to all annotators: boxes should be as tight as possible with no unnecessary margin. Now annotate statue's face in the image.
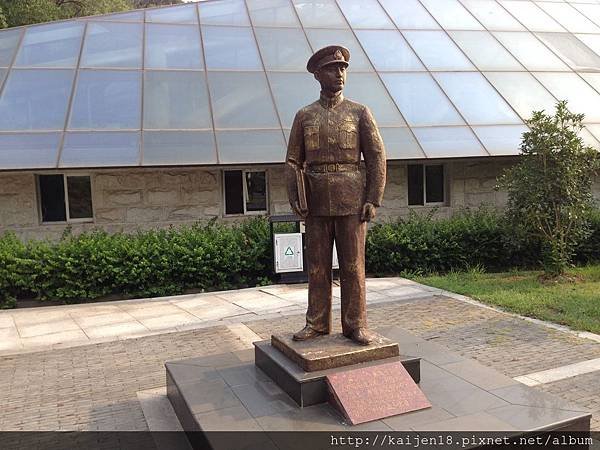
[315,62,347,94]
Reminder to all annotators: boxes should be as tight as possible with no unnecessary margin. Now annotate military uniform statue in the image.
[285,45,386,345]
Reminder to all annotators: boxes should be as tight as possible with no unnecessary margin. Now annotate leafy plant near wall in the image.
[497,101,600,278]
[2,209,600,308]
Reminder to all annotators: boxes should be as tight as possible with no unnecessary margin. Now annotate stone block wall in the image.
[1,159,599,240]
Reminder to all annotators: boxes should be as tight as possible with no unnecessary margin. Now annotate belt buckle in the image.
[327,164,336,172]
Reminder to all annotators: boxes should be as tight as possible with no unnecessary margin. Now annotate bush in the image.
[0,218,273,306]
[1,209,599,308]
[366,208,543,275]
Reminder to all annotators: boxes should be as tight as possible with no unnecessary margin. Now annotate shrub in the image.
[497,101,600,277]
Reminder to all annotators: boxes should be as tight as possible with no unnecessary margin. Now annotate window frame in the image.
[407,163,447,207]
[36,172,95,225]
[222,168,269,217]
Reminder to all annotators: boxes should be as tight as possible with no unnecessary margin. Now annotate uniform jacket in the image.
[285,92,387,216]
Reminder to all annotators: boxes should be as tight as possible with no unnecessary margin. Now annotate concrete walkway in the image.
[0,277,437,356]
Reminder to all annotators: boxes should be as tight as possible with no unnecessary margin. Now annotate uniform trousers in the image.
[305,214,367,335]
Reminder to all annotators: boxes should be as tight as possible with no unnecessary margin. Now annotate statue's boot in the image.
[344,327,375,346]
[292,325,326,341]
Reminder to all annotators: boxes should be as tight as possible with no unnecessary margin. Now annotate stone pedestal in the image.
[270,331,399,372]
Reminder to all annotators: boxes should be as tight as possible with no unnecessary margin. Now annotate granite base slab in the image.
[255,340,420,407]
[166,326,591,443]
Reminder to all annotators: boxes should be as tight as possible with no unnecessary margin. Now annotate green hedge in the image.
[1,209,599,308]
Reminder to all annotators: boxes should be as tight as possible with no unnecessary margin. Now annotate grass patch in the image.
[412,265,600,334]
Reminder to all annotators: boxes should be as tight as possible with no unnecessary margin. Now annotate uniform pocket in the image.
[304,125,319,151]
[339,121,357,149]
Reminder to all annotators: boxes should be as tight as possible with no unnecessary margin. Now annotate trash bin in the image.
[269,214,339,284]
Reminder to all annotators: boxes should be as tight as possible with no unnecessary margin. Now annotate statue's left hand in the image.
[360,202,376,222]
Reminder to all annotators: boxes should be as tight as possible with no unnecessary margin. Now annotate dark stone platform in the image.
[166,326,591,439]
[256,339,419,407]
[271,331,399,372]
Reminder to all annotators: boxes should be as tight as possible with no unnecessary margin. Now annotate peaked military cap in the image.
[306,45,350,74]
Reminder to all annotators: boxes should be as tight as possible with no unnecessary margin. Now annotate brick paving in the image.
[0,293,598,433]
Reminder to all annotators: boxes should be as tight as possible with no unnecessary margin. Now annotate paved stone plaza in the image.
[0,278,598,432]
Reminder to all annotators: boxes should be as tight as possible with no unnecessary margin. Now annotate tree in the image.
[131,0,183,7]
[0,0,136,28]
[497,100,600,277]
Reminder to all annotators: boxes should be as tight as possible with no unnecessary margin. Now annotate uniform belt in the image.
[306,163,359,173]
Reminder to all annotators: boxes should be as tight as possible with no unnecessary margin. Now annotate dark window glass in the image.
[224,170,244,215]
[67,176,93,219]
[425,165,444,203]
[245,172,267,212]
[407,164,424,206]
[39,175,66,222]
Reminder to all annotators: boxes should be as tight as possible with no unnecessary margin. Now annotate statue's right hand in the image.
[293,201,309,218]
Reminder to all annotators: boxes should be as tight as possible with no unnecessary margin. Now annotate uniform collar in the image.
[319,91,344,109]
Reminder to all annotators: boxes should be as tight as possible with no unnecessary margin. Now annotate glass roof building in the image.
[0,0,599,237]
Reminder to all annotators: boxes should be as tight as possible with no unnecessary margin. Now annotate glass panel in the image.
[217,130,286,163]
[0,29,23,67]
[380,73,464,126]
[146,4,198,24]
[203,26,262,70]
[268,72,318,127]
[580,73,600,94]
[583,124,600,145]
[378,0,439,30]
[484,72,558,120]
[60,132,140,167]
[407,165,423,205]
[534,72,600,122]
[247,0,300,27]
[255,28,312,71]
[537,32,600,72]
[245,171,267,211]
[0,69,74,130]
[208,72,280,128]
[144,71,211,130]
[145,24,202,70]
[336,0,394,29]
[224,170,244,214]
[448,31,523,70]
[412,126,487,158]
[305,29,373,71]
[0,68,5,85]
[419,0,483,30]
[199,0,250,26]
[472,125,528,156]
[425,165,444,203]
[70,70,141,130]
[493,32,570,71]
[67,176,93,219]
[536,2,600,33]
[460,0,524,31]
[355,30,424,72]
[93,10,144,22]
[39,175,66,222]
[572,4,600,28]
[143,131,217,165]
[14,22,84,68]
[580,127,600,150]
[403,31,475,71]
[434,72,522,125]
[81,22,142,68]
[498,1,564,32]
[379,128,424,159]
[0,133,60,169]
[575,34,600,58]
[292,0,348,28]
[344,73,406,127]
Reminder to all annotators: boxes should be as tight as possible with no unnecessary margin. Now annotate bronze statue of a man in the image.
[285,45,387,345]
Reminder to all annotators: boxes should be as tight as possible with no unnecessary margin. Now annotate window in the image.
[223,170,267,215]
[407,164,445,206]
[38,174,93,223]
